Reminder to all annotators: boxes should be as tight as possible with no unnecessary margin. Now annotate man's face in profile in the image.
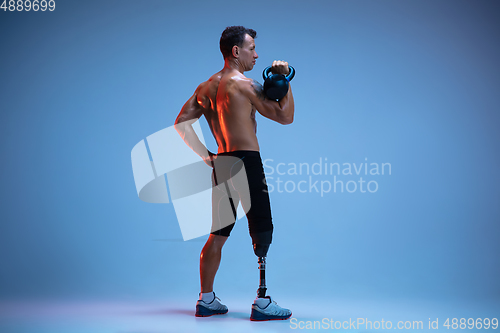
[238,34,258,72]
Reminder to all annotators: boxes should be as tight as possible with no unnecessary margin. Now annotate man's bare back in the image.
[196,69,260,153]
[175,33,294,164]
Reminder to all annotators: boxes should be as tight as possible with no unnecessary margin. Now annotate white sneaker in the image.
[250,296,292,321]
[195,293,228,317]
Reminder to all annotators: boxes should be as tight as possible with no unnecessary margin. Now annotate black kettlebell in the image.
[262,65,295,100]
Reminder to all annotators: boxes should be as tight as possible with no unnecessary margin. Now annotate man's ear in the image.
[232,45,239,58]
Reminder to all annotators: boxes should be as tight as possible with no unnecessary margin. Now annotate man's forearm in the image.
[174,119,212,160]
[278,85,294,124]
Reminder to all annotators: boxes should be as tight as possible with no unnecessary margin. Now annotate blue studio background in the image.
[1,0,499,314]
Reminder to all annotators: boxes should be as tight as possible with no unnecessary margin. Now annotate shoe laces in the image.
[269,299,290,315]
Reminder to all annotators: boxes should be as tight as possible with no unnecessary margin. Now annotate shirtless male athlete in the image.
[174,26,294,321]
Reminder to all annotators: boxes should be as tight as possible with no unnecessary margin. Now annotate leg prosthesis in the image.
[251,230,272,298]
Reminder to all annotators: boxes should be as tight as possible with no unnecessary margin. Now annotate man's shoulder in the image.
[192,73,223,109]
[235,77,264,100]
[226,74,257,93]
[197,71,260,100]
[194,72,225,99]
[196,72,222,91]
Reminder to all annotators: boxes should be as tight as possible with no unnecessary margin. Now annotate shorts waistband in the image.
[217,150,261,158]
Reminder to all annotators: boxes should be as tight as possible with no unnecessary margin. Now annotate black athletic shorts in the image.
[210,150,273,237]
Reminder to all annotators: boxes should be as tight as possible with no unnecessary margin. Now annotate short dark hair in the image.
[220,26,257,59]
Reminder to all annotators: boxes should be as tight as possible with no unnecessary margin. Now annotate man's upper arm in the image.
[241,79,291,125]
[175,86,204,126]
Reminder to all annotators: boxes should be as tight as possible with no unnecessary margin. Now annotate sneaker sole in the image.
[195,304,228,317]
[250,308,292,321]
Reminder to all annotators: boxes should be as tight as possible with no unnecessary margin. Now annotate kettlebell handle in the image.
[263,65,295,82]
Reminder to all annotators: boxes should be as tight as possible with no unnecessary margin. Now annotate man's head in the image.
[220,26,258,70]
